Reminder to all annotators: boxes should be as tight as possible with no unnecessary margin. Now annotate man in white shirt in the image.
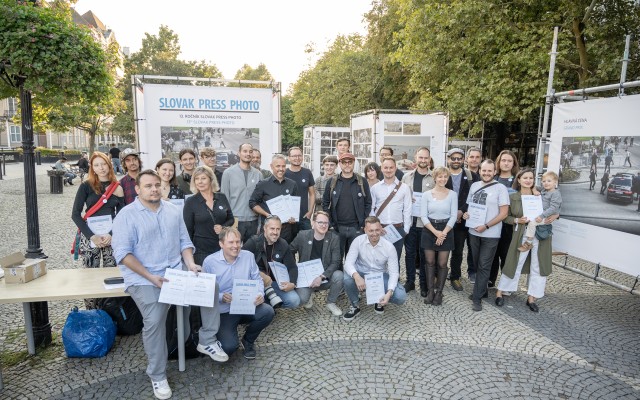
[370,157,412,262]
[342,216,407,321]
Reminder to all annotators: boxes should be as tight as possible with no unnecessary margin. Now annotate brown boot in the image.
[423,265,436,305]
[432,266,448,306]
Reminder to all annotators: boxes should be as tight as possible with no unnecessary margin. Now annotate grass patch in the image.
[1,327,65,368]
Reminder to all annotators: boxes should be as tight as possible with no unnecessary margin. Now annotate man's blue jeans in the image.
[344,271,407,307]
[217,304,275,355]
[271,281,301,309]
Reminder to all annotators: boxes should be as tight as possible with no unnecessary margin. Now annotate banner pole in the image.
[535,26,559,183]
[619,34,631,96]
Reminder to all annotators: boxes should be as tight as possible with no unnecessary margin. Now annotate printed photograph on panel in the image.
[384,121,402,135]
[160,126,258,174]
[558,135,640,235]
[403,122,421,135]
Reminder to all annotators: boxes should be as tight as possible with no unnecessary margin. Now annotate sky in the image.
[73,0,373,93]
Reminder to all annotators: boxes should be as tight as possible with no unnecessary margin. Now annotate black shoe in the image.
[495,296,504,307]
[420,287,428,298]
[403,282,415,292]
[472,302,482,312]
[450,279,463,291]
[374,303,384,314]
[343,305,361,321]
[241,338,256,359]
[526,300,539,313]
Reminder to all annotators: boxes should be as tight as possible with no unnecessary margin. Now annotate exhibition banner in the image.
[135,84,278,170]
[548,94,640,276]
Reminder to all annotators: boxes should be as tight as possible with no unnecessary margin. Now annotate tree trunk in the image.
[572,18,589,87]
[89,130,96,156]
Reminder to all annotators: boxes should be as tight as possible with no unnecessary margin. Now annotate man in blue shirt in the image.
[203,227,275,359]
[112,170,226,400]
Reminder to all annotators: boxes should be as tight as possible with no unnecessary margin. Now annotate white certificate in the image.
[87,215,112,248]
[184,272,217,308]
[296,259,325,288]
[521,195,543,221]
[412,192,423,217]
[269,261,290,284]
[382,224,403,243]
[158,268,217,307]
[266,195,290,221]
[285,195,301,222]
[230,279,260,315]
[365,273,386,305]
[465,202,488,229]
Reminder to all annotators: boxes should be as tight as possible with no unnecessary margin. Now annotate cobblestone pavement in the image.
[1,166,639,399]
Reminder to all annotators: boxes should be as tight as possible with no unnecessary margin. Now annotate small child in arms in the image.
[518,171,562,252]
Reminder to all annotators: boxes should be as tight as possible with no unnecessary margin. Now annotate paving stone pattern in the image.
[1,170,639,399]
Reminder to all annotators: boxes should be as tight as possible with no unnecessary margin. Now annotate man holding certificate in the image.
[203,228,275,360]
[342,216,407,321]
[249,154,299,243]
[462,160,510,312]
[112,170,227,400]
[243,215,301,309]
[289,211,343,316]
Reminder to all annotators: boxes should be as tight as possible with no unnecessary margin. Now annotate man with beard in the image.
[285,147,315,232]
[120,148,143,205]
[176,148,198,195]
[251,149,272,180]
[249,154,299,243]
[445,148,479,291]
[466,147,482,175]
[401,147,434,296]
[221,143,261,243]
[463,160,509,312]
[199,147,223,191]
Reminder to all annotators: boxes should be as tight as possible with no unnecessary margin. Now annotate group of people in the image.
[71,139,561,400]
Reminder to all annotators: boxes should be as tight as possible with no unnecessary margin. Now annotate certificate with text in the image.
[230,279,260,315]
[465,203,488,229]
[266,195,289,221]
[412,192,423,217]
[158,269,217,307]
[365,273,386,305]
[382,224,403,243]
[296,259,325,288]
[521,195,544,221]
[86,215,113,248]
[269,261,290,284]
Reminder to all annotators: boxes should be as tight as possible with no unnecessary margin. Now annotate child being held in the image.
[518,171,562,252]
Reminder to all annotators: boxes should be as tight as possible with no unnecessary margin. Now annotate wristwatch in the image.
[485,224,490,230]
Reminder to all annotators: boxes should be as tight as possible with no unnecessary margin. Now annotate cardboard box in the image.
[1,252,47,284]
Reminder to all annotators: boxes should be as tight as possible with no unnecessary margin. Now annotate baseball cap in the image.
[339,152,355,161]
[447,148,464,157]
[120,148,140,160]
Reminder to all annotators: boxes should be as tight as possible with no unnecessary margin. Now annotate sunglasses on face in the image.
[450,157,463,161]
[340,160,354,165]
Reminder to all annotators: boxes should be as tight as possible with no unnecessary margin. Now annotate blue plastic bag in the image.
[62,307,117,358]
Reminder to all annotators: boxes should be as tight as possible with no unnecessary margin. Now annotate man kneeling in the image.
[203,227,275,359]
[343,216,407,321]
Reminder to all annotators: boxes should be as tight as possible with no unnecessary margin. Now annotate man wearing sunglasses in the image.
[445,148,480,292]
[322,152,372,261]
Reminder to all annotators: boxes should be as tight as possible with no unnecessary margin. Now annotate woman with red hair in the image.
[72,151,125,275]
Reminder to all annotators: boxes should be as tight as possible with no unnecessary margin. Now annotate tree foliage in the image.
[291,34,384,126]
[281,95,302,150]
[0,0,113,109]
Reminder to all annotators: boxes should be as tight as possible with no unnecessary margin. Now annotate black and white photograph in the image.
[558,135,640,236]
[403,122,421,135]
[384,121,402,135]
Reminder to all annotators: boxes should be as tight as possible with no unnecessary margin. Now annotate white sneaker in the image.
[303,295,314,309]
[197,341,229,362]
[326,303,342,316]
[152,379,172,400]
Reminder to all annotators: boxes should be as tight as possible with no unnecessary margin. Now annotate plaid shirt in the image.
[120,174,137,205]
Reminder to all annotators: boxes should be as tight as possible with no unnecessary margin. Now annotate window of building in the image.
[9,125,21,143]
[7,98,18,116]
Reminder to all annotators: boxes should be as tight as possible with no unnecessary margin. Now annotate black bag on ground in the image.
[95,297,144,336]
[166,305,203,360]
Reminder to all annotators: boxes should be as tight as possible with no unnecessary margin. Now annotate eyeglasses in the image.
[340,160,354,165]
[450,157,463,161]
[289,154,302,158]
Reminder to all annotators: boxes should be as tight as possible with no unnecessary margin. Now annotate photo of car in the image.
[606,173,634,204]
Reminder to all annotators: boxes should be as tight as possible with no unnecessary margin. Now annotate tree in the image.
[231,63,274,87]
[0,0,113,110]
[111,25,222,135]
[291,34,384,127]
[281,95,302,150]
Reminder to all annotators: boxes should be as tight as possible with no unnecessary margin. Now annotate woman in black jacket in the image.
[183,166,234,265]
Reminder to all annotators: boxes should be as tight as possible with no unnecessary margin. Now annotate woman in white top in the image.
[420,167,458,306]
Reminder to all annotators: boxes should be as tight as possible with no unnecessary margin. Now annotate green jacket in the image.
[502,192,553,278]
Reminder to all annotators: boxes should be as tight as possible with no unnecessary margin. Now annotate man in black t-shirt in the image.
[109,144,122,174]
[285,147,315,236]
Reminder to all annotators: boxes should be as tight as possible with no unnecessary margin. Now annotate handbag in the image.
[535,224,553,240]
[71,181,120,257]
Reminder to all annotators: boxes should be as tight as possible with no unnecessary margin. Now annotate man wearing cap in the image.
[120,148,143,205]
[401,146,434,296]
[446,148,480,291]
[370,157,412,262]
[55,156,76,185]
[322,152,372,260]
